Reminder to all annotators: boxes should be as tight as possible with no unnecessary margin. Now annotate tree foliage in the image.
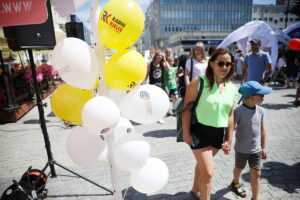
[289,0,300,18]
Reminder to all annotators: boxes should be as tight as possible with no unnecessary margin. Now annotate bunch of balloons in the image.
[49,0,170,195]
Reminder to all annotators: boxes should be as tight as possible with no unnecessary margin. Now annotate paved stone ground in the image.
[0,83,299,200]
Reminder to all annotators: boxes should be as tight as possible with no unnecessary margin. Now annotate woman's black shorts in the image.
[190,122,225,150]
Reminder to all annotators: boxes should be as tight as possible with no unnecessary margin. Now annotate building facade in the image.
[143,0,252,51]
[142,0,299,54]
[252,0,299,30]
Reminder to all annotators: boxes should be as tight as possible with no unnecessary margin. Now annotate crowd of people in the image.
[142,40,299,200]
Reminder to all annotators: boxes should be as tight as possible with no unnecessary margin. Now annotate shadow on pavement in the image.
[261,103,295,110]
[241,161,300,194]
[123,187,200,200]
[47,112,56,117]
[282,94,296,98]
[143,129,176,138]
[123,187,232,200]
[23,119,50,124]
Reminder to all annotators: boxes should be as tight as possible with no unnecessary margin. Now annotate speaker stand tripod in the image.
[27,49,113,196]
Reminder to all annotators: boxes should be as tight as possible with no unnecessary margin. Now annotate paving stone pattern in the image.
[0,83,299,200]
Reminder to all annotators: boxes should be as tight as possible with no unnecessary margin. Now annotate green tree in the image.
[289,0,300,18]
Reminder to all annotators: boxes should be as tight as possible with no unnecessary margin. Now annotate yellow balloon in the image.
[98,0,144,50]
[104,49,147,91]
[50,84,95,125]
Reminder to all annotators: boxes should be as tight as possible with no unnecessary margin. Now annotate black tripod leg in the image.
[54,161,113,195]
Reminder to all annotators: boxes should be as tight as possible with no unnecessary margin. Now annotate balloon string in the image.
[122,187,129,200]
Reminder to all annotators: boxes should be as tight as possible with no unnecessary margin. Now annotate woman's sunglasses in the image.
[216,61,232,68]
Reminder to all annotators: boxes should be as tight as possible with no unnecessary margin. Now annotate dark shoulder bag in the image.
[174,76,204,145]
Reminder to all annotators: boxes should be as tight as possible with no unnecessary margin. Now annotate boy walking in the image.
[231,81,272,200]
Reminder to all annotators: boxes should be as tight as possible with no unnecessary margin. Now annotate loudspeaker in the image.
[65,22,85,41]
[3,0,56,51]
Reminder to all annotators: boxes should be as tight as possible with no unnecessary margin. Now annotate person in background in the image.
[235,50,244,81]
[177,53,189,97]
[183,48,237,200]
[285,49,299,88]
[145,51,171,124]
[184,42,208,86]
[241,39,272,85]
[231,81,272,200]
[165,47,173,61]
[208,46,216,59]
[164,57,178,116]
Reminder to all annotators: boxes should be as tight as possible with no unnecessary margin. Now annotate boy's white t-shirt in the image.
[185,58,207,80]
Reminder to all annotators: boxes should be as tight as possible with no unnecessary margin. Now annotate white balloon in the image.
[109,89,127,105]
[120,85,170,124]
[114,134,150,171]
[82,96,120,135]
[66,126,106,167]
[97,145,108,161]
[52,37,98,89]
[130,157,169,194]
[112,117,134,142]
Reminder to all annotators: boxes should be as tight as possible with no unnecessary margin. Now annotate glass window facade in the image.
[153,0,252,38]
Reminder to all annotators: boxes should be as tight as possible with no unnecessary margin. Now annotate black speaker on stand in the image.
[3,0,56,51]
[65,15,85,41]
[2,0,112,198]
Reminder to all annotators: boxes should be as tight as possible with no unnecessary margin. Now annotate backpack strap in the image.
[189,58,193,81]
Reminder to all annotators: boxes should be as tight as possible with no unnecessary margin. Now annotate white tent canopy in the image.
[218,20,291,71]
[284,22,300,39]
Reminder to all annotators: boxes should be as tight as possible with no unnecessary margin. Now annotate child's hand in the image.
[261,149,267,159]
[222,142,231,155]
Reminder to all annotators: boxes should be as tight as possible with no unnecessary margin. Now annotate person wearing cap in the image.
[241,39,273,85]
[231,81,272,200]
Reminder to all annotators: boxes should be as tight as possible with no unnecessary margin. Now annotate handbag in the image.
[173,76,204,145]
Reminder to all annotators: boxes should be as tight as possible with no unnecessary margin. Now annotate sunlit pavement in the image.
[0,82,299,200]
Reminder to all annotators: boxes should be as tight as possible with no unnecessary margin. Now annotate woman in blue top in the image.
[183,48,237,200]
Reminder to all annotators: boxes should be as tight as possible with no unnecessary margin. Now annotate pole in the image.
[27,49,57,177]
[89,1,122,199]
[284,0,290,29]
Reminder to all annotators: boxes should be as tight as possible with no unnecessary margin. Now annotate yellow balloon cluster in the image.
[50,84,94,125]
[98,0,144,50]
[104,49,147,90]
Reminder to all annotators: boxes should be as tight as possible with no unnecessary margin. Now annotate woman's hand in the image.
[222,141,231,154]
[183,133,193,146]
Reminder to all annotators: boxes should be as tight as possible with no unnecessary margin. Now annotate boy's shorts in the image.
[168,88,178,97]
[235,152,262,170]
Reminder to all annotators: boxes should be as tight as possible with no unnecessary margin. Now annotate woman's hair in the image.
[191,42,206,60]
[208,46,216,57]
[151,50,163,65]
[205,48,235,90]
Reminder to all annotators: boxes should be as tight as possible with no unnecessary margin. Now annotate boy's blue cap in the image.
[238,81,272,104]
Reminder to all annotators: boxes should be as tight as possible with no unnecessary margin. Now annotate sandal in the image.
[231,180,246,198]
[189,191,200,199]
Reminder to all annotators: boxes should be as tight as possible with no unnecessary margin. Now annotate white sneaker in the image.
[157,119,165,124]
